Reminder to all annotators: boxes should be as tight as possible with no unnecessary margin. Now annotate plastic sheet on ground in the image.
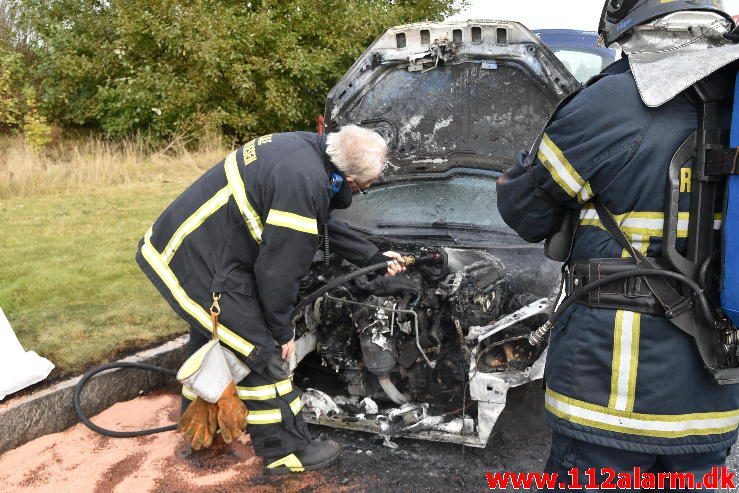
[0,307,54,400]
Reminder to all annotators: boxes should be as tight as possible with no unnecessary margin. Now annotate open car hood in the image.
[325,21,580,175]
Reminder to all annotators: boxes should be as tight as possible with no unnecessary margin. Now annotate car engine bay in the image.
[292,245,552,446]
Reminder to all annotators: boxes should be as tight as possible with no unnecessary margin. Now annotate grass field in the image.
[0,136,228,376]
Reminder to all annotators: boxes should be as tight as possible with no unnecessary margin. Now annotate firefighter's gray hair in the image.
[326,125,387,183]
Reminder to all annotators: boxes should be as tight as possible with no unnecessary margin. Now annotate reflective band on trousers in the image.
[246,397,303,425]
[237,379,293,400]
[140,228,255,358]
[545,388,739,438]
[609,311,640,412]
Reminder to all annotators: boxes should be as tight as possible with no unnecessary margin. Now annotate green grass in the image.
[0,181,193,375]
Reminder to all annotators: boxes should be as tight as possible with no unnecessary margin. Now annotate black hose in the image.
[73,362,178,437]
[291,261,392,318]
[551,268,715,325]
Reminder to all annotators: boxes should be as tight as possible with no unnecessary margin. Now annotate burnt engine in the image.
[295,248,540,409]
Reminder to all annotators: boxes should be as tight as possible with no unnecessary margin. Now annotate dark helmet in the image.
[599,0,734,46]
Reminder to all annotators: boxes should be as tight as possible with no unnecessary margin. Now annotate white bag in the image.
[0,308,54,401]
[177,339,250,402]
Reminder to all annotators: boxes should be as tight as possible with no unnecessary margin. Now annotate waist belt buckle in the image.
[624,275,644,298]
[665,297,694,320]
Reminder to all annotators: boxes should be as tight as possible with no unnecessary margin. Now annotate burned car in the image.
[291,21,581,447]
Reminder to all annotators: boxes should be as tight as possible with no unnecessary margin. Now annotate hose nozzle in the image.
[403,252,445,267]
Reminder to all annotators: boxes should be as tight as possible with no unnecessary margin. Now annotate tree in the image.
[19,0,460,142]
[0,0,32,132]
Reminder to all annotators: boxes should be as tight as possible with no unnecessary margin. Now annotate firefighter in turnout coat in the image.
[136,125,404,474]
[497,1,739,487]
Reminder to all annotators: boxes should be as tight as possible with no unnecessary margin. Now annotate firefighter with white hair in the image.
[136,125,404,474]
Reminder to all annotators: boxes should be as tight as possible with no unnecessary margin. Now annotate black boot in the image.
[263,439,341,475]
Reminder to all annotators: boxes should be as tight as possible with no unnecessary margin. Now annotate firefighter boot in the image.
[263,439,341,475]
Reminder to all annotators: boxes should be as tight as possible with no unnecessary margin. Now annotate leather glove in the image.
[217,381,248,443]
[178,397,218,450]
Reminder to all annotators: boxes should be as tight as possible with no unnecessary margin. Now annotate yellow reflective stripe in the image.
[545,388,739,438]
[582,207,721,239]
[537,133,593,204]
[162,187,230,263]
[182,386,197,401]
[237,379,293,401]
[224,149,263,243]
[266,453,304,472]
[140,228,255,358]
[246,409,282,425]
[625,312,641,413]
[276,379,293,396]
[266,209,318,235]
[714,213,723,230]
[609,310,624,409]
[608,311,640,412]
[290,396,303,415]
[244,397,303,425]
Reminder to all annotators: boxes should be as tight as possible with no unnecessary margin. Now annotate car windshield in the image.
[550,48,613,83]
[332,174,513,235]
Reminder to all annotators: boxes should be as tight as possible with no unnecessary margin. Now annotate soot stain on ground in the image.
[18,463,51,488]
[94,451,146,493]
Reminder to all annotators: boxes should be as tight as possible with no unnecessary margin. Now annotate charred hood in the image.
[325,21,580,175]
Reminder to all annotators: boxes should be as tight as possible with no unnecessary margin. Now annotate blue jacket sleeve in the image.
[496,73,651,243]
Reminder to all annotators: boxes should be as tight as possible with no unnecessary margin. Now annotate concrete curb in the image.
[0,335,188,455]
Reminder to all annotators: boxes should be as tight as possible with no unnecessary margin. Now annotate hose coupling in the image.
[401,255,417,267]
[528,320,553,347]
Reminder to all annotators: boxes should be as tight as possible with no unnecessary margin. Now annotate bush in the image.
[19,0,460,143]
[0,39,25,132]
[21,86,52,153]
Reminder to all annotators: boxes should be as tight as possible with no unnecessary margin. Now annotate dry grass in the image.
[0,133,230,199]
[0,132,236,374]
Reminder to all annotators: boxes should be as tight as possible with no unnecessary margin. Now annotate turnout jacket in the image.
[136,132,379,371]
[497,59,739,454]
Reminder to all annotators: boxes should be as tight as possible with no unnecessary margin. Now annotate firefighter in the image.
[497,1,739,487]
[136,125,405,474]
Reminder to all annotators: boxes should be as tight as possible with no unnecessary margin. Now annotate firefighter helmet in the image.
[598,0,733,46]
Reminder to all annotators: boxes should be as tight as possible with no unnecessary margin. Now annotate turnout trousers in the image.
[181,329,311,458]
[544,432,732,492]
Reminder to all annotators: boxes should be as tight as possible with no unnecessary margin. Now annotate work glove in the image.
[216,381,248,444]
[178,397,218,450]
[176,340,251,448]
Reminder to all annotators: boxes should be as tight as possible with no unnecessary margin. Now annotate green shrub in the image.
[0,40,25,131]
[22,87,52,152]
[19,0,460,143]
